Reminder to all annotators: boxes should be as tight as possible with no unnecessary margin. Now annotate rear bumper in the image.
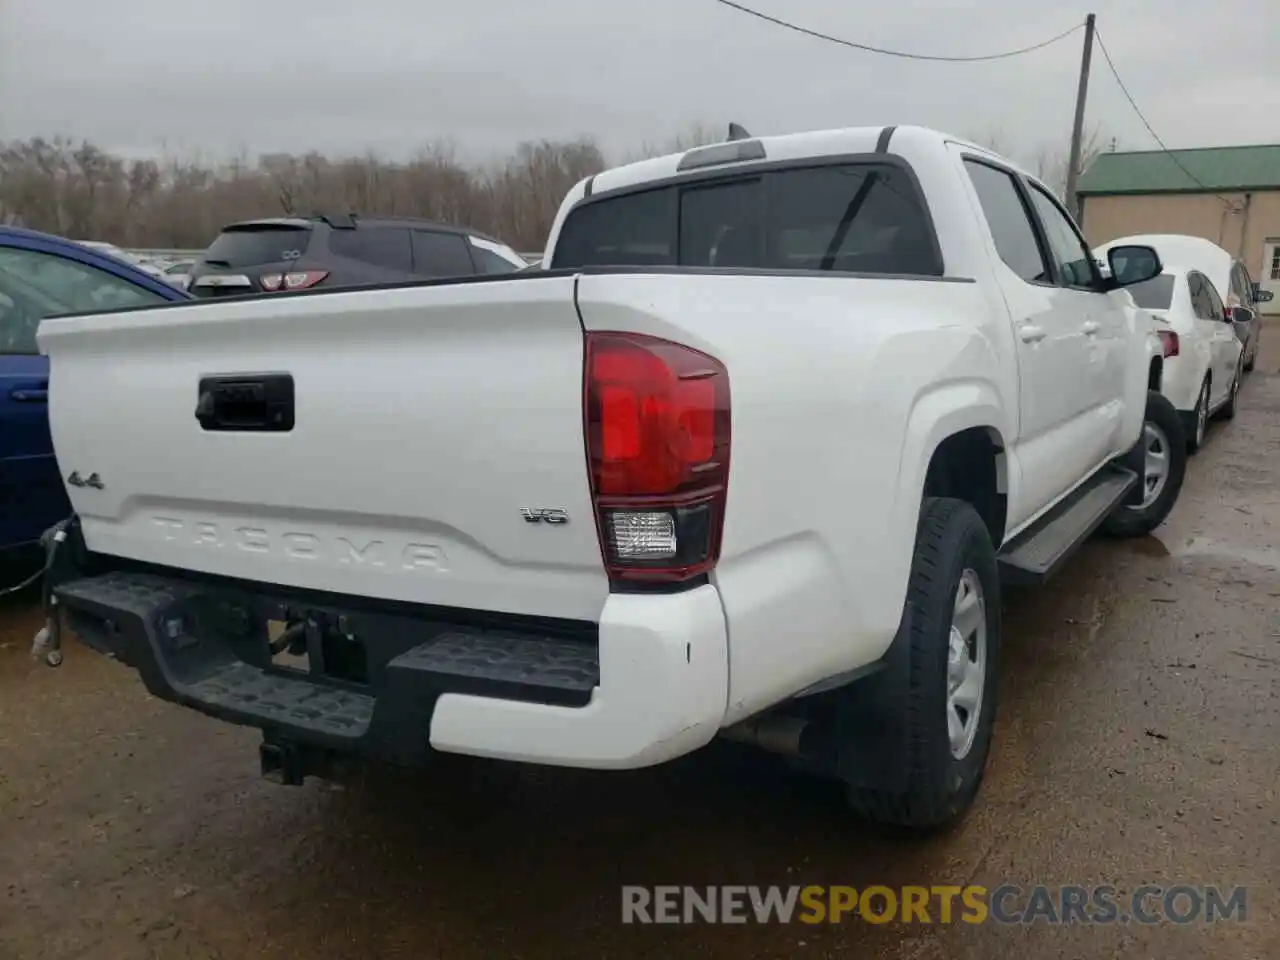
[54,561,730,771]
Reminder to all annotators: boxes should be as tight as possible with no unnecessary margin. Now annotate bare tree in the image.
[1034,124,1113,199]
[0,135,614,251]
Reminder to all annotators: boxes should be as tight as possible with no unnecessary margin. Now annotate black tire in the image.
[1101,390,1186,538]
[1244,338,1256,373]
[1186,377,1209,454]
[1219,356,1243,421]
[846,498,1001,829]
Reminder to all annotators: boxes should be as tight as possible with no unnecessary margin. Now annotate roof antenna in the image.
[726,122,751,142]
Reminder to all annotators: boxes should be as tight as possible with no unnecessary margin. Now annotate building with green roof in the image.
[1078,144,1280,312]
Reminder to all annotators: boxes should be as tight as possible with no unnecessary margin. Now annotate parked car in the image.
[39,125,1184,830]
[1123,266,1243,451]
[1095,234,1273,372]
[74,240,132,262]
[0,226,191,559]
[161,259,194,289]
[186,215,528,298]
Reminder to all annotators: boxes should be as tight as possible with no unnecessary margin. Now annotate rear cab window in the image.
[551,161,943,276]
[1126,274,1176,311]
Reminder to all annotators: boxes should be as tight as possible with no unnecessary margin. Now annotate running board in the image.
[997,466,1139,585]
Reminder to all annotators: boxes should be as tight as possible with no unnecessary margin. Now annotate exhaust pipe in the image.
[721,714,810,756]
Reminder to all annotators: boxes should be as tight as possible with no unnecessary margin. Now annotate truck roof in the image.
[586,124,1033,197]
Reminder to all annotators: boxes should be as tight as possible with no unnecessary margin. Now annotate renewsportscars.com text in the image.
[621,884,1247,925]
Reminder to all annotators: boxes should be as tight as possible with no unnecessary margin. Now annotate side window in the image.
[962,160,1049,284]
[0,247,169,353]
[1025,185,1097,290]
[411,231,476,277]
[328,227,412,272]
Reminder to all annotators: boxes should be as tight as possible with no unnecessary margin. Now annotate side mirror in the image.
[1229,306,1252,325]
[1253,286,1274,304]
[1105,244,1163,288]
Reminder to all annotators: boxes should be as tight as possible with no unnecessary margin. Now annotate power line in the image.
[1093,28,1232,204]
[711,0,1084,63]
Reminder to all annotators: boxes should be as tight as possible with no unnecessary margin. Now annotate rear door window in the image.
[1202,275,1226,319]
[1187,273,1217,321]
[329,227,412,272]
[410,231,475,276]
[552,162,941,276]
[203,226,312,267]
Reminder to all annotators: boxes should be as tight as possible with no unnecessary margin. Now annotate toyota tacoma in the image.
[34,125,1185,828]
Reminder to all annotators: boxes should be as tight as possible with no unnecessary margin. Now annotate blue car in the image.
[0,227,192,556]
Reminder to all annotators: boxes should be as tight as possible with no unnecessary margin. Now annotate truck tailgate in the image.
[38,277,610,621]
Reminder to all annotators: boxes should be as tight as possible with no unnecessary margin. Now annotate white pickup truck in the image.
[36,124,1185,828]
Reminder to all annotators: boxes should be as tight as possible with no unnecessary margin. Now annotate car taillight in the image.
[260,270,328,292]
[584,332,730,585]
[1158,330,1180,358]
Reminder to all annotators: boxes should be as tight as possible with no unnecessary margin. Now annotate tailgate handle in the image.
[196,373,294,432]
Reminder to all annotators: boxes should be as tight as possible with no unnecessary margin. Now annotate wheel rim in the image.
[1196,384,1208,444]
[947,569,987,761]
[1133,421,1170,510]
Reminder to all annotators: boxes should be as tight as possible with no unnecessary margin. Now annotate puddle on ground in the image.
[1165,536,1280,570]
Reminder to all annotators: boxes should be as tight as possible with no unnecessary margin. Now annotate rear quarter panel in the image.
[575,271,1012,723]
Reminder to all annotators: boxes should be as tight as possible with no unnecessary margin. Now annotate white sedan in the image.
[1123,264,1244,452]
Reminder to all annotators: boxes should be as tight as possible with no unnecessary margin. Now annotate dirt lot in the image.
[2,341,1279,960]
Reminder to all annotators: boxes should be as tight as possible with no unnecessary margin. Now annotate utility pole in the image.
[1064,13,1096,222]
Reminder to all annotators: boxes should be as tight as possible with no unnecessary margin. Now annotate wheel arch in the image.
[898,380,1012,550]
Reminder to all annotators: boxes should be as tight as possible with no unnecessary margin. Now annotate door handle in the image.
[9,387,48,402]
[1018,324,1047,343]
[1082,320,1101,336]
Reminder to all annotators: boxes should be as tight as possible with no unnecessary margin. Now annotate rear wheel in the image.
[1101,390,1186,538]
[845,498,1000,829]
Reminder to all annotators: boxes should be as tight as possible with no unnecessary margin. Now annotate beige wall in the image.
[1080,189,1280,311]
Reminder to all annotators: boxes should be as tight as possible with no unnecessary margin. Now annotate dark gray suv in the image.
[187,215,527,298]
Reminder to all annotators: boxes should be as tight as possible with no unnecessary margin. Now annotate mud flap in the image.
[783,604,916,793]
[1117,434,1148,507]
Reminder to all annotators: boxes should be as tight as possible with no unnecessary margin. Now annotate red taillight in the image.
[584,332,730,584]
[1158,330,1180,358]
[260,270,328,292]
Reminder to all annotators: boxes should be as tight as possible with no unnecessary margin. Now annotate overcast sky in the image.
[1,0,1277,166]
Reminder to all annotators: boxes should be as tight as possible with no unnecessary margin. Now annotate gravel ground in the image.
[2,338,1278,960]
